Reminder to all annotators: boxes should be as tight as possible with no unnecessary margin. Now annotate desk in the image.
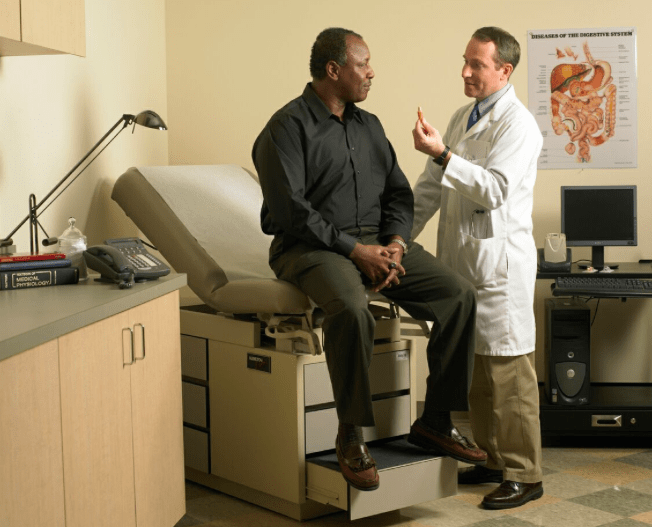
[537,262,652,438]
[538,261,652,281]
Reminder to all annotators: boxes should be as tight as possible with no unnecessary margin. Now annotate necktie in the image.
[466,103,480,131]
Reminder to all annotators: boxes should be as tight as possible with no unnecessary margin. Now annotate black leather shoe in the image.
[482,480,543,510]
[458,465,503,484]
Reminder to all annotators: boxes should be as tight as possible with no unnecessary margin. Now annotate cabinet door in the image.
[0,0,21,40]
[21,0,85,56]
[0,340,65,527]
[59,310,137,527]
[129,292,186,527]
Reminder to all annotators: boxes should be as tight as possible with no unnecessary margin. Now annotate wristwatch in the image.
[389,238,408,254]
[433,145,450,166]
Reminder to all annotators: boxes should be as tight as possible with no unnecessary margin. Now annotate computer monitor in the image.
[561,185,637,270]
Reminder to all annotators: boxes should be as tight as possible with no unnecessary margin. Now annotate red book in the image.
[0,252,67,263]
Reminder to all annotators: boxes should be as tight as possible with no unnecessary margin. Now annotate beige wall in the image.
[0,0,169,251]
[165,0,652,399]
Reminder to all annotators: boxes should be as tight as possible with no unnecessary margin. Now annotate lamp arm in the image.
[1,114,134,245]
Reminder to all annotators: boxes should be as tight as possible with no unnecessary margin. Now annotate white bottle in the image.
[57,217,88,281]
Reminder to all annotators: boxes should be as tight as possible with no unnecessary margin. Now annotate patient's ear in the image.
[326,60,340,80]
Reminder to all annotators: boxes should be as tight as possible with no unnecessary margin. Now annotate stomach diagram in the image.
[550,42,616,163]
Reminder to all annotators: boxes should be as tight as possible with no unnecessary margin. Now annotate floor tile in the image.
[630,509,652,524]
[509,500,622,526]
[539,471,610,499]
[564,461,652,486]
[625,477,652,496]
[465,517,540,526]
[570,487,652,517]
[617,451,652,471]
[598,519,652,526]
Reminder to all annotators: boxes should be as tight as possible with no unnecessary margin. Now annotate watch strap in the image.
[389,238,408,254]
[434,145,450,166]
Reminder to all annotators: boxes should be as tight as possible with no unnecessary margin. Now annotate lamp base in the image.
[0,245,17,255]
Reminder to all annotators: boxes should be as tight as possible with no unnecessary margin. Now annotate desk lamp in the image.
[0,110,167,254]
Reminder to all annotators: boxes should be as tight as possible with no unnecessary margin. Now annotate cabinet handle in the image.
[122,327,134,367]
[134,323,146,361]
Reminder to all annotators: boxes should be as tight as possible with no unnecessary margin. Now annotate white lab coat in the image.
[412,86,542,356]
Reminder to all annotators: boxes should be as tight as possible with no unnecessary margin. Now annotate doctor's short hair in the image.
[472,26,520,72]
[310,27,363,80]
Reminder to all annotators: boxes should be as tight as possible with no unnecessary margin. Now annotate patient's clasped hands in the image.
[349,243,406,293]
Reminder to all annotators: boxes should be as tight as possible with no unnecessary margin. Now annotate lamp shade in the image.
[134,110,167,130]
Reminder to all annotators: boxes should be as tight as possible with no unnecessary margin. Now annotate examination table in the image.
[111,164,457,520]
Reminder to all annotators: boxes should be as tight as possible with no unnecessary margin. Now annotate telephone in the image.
[84,238,170,289]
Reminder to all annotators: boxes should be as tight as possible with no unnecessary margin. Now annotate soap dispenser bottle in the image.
[57,217,88,281]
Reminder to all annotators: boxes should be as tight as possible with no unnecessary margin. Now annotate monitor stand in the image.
[577,246,620,270]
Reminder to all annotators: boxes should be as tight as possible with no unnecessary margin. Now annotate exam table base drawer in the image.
[305,395,411,454]
[182,381,208,427]
[183,426,209,473]
[306,438,457,520]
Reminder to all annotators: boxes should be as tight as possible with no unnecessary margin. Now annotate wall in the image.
[165,0,652,399]
[0,0,169,252]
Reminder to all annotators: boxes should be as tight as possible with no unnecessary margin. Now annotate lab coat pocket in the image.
[456,233,505,287]
[463,139,490,162]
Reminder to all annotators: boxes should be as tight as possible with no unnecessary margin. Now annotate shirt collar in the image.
[303,83,363,123]
[477,83,511,118]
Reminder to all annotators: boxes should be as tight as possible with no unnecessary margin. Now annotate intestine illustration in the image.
[550,42,616,163]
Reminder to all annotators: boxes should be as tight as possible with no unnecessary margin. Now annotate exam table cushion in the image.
[111,165,311,315]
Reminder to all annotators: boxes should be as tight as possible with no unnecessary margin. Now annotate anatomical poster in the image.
[527,27,637,169]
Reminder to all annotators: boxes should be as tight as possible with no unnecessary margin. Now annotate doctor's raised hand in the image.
[412,114,449,165]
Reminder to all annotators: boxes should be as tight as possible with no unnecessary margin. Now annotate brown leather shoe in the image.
[482,480,543,509]
[335,434,380,491]
[458,465,503,484]
[407,418,487,465]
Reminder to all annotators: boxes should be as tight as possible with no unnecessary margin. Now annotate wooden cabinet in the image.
[59,292,185,527]
[0,279,186,527]
[0,0,85,56]
[0,340,65,527]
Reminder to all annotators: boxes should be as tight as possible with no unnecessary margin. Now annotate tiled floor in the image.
[175,423,652,526]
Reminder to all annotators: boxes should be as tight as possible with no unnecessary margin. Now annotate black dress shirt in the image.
[252,83,414,259]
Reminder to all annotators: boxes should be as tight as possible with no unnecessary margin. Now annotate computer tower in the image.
[544,298,591,405]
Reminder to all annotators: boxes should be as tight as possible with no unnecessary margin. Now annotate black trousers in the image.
[270,231,477,427]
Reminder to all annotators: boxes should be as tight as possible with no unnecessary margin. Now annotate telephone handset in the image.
[84,238,170,289]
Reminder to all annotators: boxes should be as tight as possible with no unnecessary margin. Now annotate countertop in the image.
[1,273,187,361]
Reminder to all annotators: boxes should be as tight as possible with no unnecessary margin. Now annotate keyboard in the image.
[554,276,652,297]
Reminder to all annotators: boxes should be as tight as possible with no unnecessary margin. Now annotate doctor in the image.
[411,27,544,510]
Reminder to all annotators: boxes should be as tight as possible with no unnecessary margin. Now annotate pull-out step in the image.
[306,438,457,520]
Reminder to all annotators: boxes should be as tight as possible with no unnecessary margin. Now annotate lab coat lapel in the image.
[463,86,516,138]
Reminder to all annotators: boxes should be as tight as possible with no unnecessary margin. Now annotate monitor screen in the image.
[561,185,637,269]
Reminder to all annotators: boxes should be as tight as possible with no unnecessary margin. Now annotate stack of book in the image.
[0,252,79,290]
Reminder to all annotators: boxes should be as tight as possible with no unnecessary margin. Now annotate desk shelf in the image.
[540,384,652,437]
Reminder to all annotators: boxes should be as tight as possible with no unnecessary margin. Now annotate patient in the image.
[252,27,486,491]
